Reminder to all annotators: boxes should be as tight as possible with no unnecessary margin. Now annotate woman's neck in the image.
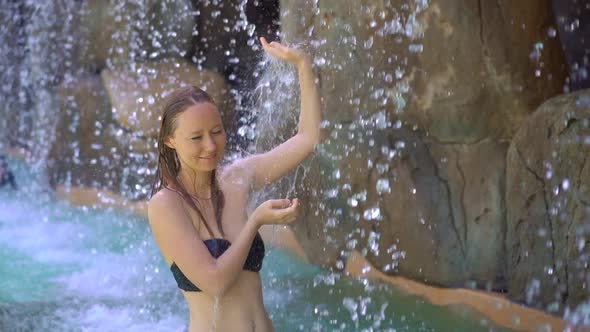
[176,168,213,198]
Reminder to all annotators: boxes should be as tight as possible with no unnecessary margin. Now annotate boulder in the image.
[48,75,123,193]
[256,113,509,288]
[506,89,590,313]
[252,60,508,286]
[48,74,160,201]
[101,57,232,138]
[75,0,196,70]
[279,0,566,143]
[425,138,508,288]
[260,0,568,292]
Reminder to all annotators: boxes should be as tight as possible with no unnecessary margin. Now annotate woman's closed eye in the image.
[191,130,222,140]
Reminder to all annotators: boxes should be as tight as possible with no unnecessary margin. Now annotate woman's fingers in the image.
[257,197,300,225]
[260,37,294,61]
[277,202,299,223]
[268,198,291,209]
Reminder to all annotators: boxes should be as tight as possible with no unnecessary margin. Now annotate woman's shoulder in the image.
[150,186,178,201]
[148,188,183,218]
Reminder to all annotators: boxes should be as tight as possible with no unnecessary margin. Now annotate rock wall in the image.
[259,0,568,296]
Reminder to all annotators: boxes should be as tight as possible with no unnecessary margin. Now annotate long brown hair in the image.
[150,85,225,238]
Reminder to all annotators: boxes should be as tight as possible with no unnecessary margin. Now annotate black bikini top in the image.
[170,232,265,292]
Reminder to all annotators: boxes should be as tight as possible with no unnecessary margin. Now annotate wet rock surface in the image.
[74,0,197,71]
[506,89,590,313]
[273,0,565,292]
[48,75,124,195]
[101,57,232,138]
[281,0,566,143]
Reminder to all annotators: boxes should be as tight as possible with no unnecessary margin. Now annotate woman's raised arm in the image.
[235,37,322,191]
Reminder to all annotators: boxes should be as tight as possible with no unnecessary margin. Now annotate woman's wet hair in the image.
[151,86,225,237]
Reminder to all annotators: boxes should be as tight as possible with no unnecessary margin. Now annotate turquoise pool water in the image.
[0,160,512,331]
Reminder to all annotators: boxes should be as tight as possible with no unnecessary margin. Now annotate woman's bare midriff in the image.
[183,270,273,332]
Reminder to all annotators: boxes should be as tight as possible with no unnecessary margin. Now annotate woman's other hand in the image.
[250,198,299,227]
[260,37,310,68]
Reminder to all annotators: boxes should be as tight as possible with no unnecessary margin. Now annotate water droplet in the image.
[376,178,390,194]
[368,231,380,255]
[247,24,256,36]
[578,238,586,252]
[346,239,358,249]
[376,163,389,174]
[363,207,381,220]
[332,169,341,179]
[364,36,374,49]
[545,169,553,179]
[408,44,423,53]
[314,57,326,66]
[525,279,540,304]
[326,218,338,227]
[237,125,249,137]
[530,42,543,61]
[373,111,388,129]
[562,179,570,191]
[566,18,580,33]
[342,298,359,322]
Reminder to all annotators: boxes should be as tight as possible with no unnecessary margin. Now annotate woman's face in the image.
[166,102,226,172]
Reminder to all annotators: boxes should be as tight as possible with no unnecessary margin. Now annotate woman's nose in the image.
[204,136,216,151]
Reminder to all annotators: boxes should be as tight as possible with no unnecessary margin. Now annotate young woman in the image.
[148,37,321,331]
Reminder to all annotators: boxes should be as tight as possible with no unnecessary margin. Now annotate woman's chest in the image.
[219,183,250,240]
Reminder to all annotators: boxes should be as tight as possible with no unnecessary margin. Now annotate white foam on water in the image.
[60,304,185,332]
[0,190,187,330]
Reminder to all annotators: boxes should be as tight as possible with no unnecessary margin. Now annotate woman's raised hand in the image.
[249,198,299,227]
[260,37,310,68]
